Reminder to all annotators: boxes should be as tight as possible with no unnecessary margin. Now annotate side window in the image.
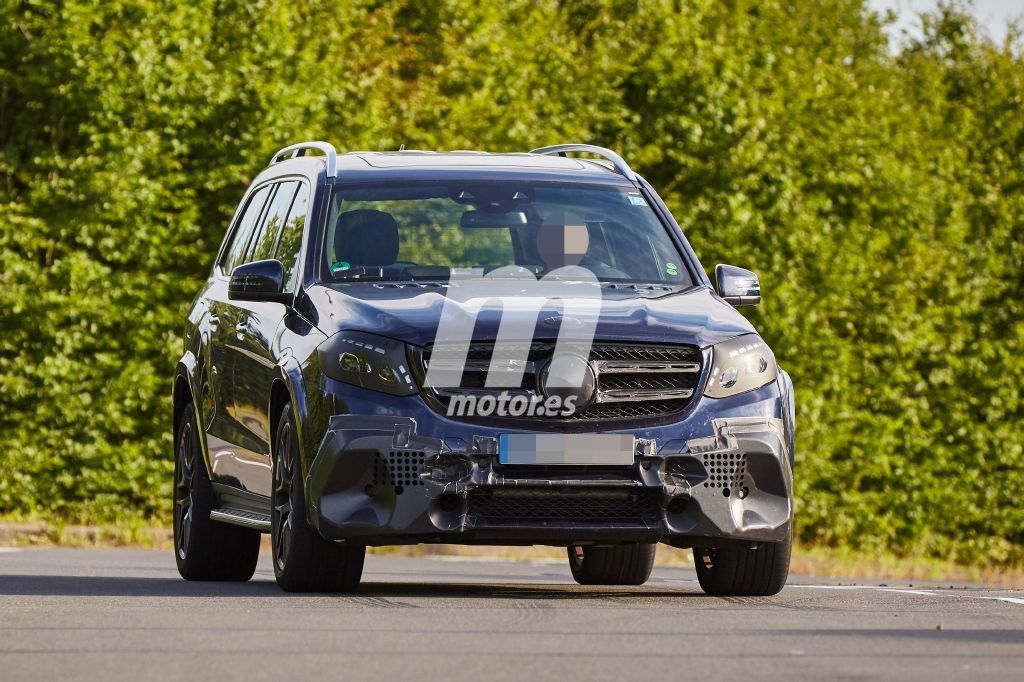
[275,183,310,292]
[248,180,299,263]
[222,185,271,274]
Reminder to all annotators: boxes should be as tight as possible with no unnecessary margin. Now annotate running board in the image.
[210,508,272,532]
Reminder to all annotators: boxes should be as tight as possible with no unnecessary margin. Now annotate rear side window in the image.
[223,185,271,274]
[276,183,310,292]
[248,180,299,263]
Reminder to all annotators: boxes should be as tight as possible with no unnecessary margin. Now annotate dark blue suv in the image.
[172,142,796,594]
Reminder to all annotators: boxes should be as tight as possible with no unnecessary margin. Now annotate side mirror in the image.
[715,264,760,307]
[228,259,290,303]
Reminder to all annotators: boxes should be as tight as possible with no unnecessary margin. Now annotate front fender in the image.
[173,351,212,474]
[272,355,316,472]
[777,368,796,467]
[272,355,327,527]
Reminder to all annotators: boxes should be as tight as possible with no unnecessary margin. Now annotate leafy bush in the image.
[1,1,1021,565]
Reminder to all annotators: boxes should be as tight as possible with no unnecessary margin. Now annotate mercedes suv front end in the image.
[172,142,795,595]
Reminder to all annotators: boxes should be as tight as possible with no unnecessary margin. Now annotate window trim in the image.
[239,184,281,268]
[214,175,311,280]
[215,182,276,279]
[244,182,294,265]
[268,182,303,259]
[273,180,313,294]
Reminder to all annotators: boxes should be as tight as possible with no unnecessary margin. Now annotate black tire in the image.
[271,402,365,592]
[693,526,792,596]
[567,543,657,585]
[173,404,260,581]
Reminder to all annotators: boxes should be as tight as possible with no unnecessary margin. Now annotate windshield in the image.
[323,181,692,285]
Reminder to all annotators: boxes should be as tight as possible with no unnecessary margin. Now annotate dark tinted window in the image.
[248,180,299,263]
[223,185,270,274]
[276,183,310,292]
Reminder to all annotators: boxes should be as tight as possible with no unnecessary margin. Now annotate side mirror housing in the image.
[228,259,290,303]
[715,264,761,307]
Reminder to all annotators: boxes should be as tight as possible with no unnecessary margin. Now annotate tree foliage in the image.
[1,0,1021,564]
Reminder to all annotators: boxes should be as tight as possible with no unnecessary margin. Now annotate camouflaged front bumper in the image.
[305,412,792,547]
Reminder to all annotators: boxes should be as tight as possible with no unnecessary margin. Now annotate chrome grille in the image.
[419,341,701,423]
[599,373,692,391]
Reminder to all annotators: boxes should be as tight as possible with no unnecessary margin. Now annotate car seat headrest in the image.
[334,209,400,266]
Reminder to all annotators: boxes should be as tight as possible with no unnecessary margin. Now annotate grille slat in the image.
[599,373,693,391]
[467,488,661,525]
[589,345,700,363]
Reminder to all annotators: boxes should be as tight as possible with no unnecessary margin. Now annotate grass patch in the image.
[0,519,172,549]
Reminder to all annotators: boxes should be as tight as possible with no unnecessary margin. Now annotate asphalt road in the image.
[1,548,1022,681]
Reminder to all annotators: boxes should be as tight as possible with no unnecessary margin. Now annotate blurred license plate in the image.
[498,434,635,466]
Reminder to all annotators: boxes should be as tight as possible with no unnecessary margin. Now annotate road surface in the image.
[1,548,1022,680]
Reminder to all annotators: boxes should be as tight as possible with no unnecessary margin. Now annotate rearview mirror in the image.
[715,264,760,307]
[460,210,528,228]
[228,259,290,303]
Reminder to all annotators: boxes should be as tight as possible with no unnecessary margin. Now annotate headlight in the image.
[318,331,417,396]
[704,334,778,398]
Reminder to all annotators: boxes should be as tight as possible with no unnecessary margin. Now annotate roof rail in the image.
[529,144,638,184]
[269,141,337,177]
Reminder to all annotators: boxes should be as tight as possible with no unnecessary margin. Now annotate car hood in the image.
[303,283,755,349]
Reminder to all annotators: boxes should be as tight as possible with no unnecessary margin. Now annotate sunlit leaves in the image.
[0,1,1021,564]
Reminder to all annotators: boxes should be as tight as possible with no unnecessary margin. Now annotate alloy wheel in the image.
[173,421,195,561]
[272,421,294,572]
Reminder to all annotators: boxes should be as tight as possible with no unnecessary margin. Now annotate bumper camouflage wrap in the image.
[305,390,793,547]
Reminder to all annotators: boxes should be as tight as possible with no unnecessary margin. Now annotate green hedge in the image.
[1,1,1021,565]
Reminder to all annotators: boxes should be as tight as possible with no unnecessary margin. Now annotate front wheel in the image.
[567,543,657,585]
[271,402,365,592]
[693,526,792,596]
